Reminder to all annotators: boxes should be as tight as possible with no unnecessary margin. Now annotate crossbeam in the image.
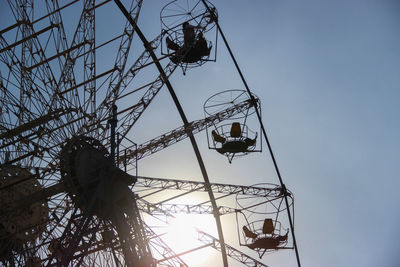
[137,202,236,216]
[0,24,58,54]
[135,176,284,198]
[197,230,269,267]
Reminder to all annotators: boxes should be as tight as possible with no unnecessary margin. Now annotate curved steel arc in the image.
[113,1,228,266]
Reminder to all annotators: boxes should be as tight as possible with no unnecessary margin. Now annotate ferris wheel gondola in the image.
[160,0,218,73]
[234,183,294,259]
[204,90,262,163]
[241,218,290,258]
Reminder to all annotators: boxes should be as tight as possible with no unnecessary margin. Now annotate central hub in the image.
[60,136,136,219]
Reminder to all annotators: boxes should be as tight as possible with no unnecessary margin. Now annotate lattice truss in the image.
[0,0,295,266]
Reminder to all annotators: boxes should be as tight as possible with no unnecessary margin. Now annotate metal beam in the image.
[120,98,254,165]
[137,202,236,216]
[197,230,269,267]
[135,176,285,198]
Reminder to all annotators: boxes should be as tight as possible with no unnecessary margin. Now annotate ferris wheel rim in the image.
[203,89,260,120]
[160,0,217,33]
[235,182,293,215]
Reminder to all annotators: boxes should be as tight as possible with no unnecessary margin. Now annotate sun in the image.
[162,213,217,265]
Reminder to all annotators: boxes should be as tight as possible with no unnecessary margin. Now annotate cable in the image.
[200,1,302,266]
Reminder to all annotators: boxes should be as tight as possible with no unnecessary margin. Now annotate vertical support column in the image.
[17,0,33,124]
[117,132,120,167]
[109,105,118,166]
[83,0,96,116]
[135,142,138,177]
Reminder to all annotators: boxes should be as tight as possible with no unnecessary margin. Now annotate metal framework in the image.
[119,97,256,169]
[135,176,288,199]
[197,230,269,267]
[0,0,297,266]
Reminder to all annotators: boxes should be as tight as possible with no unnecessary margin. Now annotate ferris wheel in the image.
[0,0,298,266]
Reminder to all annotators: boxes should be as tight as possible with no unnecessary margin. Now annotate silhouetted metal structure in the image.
[0,0,297,266]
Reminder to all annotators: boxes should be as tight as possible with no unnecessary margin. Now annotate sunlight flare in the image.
[163,214,217,264]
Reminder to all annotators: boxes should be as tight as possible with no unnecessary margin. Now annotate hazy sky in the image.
[1,0,399,266]
[136,1,400,266]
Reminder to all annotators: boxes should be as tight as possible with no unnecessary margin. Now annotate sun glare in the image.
[162,214,217,265]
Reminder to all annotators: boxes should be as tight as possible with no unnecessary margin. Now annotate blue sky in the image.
[137,0,400,266]
[1,0,399,266]
[228,1,400,266]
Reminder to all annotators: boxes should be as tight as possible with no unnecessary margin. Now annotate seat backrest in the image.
[243,226,258,239]
[262,218,274,235]
[230,122,242,138]
[212,130,226,143]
